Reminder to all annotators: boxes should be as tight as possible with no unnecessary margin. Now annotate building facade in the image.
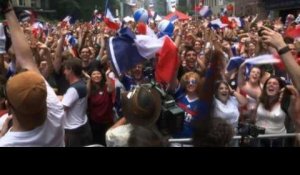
[234,0,300,20]
[234,0,267,18]
[262,0,300,20]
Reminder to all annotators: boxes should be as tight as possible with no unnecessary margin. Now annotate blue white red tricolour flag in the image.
[104,8,120,30]
[65,34,79,58]
[208,19,228,29]
[108,27,179,83]
[226,56,245,72]
[199,6,212,18]
[226,54,281,72]
[61,16,75,28]
[19,10,37,24]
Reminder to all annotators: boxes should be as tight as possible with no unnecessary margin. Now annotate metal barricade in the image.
[168,133,300,147]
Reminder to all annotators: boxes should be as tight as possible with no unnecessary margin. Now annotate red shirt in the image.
[88,86,114,124]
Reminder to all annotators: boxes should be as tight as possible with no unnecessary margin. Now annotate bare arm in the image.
[237,62,247,88]
[262,26,300,91]
[53,30,67,73]
[4,3,38,72]
[232,91,248,106]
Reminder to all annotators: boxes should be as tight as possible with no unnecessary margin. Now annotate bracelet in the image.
[277,45,290,55]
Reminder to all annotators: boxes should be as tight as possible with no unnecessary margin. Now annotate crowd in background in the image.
[0,0,300,147]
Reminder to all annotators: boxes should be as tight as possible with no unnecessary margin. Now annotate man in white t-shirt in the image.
[0,2,65,147]
[61,58,92,147]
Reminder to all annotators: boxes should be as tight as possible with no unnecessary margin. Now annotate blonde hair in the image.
[180,72,203,95]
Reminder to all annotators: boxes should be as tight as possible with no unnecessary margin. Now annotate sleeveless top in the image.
[256,103,287,134]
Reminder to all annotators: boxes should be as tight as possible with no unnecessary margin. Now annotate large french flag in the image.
[104,8,120,30]
[108,27,179,83]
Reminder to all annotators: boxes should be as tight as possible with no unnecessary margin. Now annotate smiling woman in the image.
[213,80,247,131]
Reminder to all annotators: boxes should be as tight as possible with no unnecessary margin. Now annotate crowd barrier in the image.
[168,133,300,147]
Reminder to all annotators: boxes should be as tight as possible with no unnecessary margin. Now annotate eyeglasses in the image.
[187,79,197,85]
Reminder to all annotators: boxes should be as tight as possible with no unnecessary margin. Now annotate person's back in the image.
[0,2,65,147]
[0,72,65,147]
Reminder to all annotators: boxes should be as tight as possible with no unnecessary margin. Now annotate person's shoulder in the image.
[106,124,133,147]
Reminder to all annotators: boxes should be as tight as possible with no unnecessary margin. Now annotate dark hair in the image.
[90,70,106,94]
[63,58,82,77]
[184,47,196,57]
[248,66,263,79]
[213,80,229,95]
[259,76,285,111]
[284,37,294,44]
[192,117,234,147]
[128,126,168,147]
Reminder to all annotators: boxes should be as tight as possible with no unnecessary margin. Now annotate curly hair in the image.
[180,72,203,96]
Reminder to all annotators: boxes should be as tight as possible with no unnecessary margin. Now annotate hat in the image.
[121,86,161,127]
[6,71,47,119]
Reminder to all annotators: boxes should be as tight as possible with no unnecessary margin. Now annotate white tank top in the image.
[256,103,287,134]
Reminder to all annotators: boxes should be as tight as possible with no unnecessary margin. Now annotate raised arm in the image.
[237,62,247,88]
[262,26,300,92]
[53,29,67,73]
[4,2,38,72]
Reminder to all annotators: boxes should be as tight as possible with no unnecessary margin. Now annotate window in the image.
[218,0,224,6]
[31,0,41,8]
[18,0,25,6]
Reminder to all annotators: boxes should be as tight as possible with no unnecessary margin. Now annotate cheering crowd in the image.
[0,0,300,147]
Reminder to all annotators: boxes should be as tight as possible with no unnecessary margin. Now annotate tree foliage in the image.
[54,0,120,21]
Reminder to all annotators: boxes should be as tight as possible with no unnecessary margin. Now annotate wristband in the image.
[277,45,290,55]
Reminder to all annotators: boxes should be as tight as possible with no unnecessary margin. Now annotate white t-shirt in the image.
[213,96,240,129]
[0,82,65,147]
[62,87,88,130]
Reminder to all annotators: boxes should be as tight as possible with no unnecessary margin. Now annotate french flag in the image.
[104,8,120,30]
[135,22,157,38]
[65,34,79,58]
[209,19,228,29]
[19,10,37,24]
[226,56,245,72]
[229,17,244,28]
[226,55,281,72]
[199,6,212,18]
[32,22,44,38]
[108,27,179,83]
[61,16,73,28]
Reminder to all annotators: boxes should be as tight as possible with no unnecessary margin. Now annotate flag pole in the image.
[105,0,109,15]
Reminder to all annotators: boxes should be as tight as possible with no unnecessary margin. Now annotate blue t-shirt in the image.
[174,95,207,138]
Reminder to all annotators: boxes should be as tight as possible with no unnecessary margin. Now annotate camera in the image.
[238,122,265,138]
[143,82,185,136]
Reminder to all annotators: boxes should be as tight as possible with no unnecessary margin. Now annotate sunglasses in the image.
[187,79,197,85]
